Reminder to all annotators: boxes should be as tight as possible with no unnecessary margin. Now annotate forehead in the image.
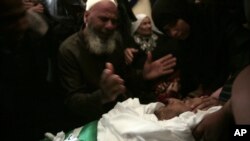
[89,1,118,17]
[142,17,151,23]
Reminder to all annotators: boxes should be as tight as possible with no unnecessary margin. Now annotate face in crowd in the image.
[163,19,190,40]
[83,0,121,54]
[136,16,153,36]
[84,0,118,40]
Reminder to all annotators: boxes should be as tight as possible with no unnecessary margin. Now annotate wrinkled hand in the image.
[100,62,126,103]
[143,52,176,80]
[167,81,179,94]
[124,48,138,65]
[23,1,35,9]
[190,96,220,112]
[29,3,44,13]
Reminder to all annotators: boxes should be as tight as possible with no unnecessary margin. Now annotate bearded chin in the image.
[84,25,121,55]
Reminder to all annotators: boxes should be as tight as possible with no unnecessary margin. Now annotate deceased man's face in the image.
[155,98,192,120]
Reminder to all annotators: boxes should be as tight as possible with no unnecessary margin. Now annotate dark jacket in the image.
[0,29,63,140]
[152,0,250,95]
[58,31,127,125]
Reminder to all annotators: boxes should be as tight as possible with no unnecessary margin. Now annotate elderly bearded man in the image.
[58,0,177,127]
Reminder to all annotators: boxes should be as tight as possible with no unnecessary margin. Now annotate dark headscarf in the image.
[152,0,189,33]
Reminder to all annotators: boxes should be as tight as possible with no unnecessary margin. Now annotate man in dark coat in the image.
[58,0,127,127]
[58,0,177,128]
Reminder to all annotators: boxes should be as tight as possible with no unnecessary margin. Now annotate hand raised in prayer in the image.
[100,62,126,104]
[143,52,176,80]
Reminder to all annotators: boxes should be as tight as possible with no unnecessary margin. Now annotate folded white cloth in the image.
[97,98,221,141]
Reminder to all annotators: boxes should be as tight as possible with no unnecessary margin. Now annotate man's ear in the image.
[84,11,90,23]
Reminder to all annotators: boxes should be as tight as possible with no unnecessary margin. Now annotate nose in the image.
[147,23,152,29]
[105,20,117,31]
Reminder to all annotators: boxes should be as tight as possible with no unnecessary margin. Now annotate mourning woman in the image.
[124,13,184,103]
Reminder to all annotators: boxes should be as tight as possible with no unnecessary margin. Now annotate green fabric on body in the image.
[65,120,98,141]
[77,120,98,141]
[41,120,98,141]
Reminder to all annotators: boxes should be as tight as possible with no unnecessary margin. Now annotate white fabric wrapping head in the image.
[131,13,148,35]
[85,0,117,11]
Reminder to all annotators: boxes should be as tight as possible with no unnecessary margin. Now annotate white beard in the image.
[84,26,121,55]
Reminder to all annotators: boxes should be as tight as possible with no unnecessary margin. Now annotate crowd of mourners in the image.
[1,0,250,140]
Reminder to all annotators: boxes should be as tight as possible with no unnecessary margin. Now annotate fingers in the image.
[101,63,120,87]
[161,69,174,75]
[161,58,176,67]
[109,83,126,97]
[35,4,44,13]
[158,54,172,62]
[193,102,209,111]
[143,53,177,80]
[105,62,114,73]
[101,75,125,102]
[100,62,115,86]
[161,57,176,75]
[105,74,125,90]
[195,98,216,110]
[100,68,112,85]
[156,54,176,73]
[172,82,179,92]
[189,97,206,111]
[191,97,219,111]
[23,2,34,9]
[129,48,138,54]
[125,52,133,64]
[124,48,138,64]
[159,54,175,63]
[161,55,176,68]
[146,51,153,64]
[100,62,126,103]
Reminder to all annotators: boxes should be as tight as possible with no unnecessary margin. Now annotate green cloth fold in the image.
[77,120,98,141]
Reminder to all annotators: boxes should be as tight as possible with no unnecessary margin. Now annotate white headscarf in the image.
[131,13,147,35]
[85,0,117,11]
[131,13,162,35]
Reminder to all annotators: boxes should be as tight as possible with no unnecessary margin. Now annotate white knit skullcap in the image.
[131,13,148,35]
[85,0,117,11]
